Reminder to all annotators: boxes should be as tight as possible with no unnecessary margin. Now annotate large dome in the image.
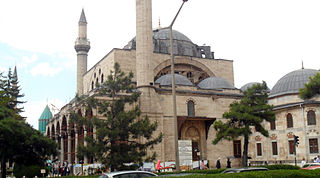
[123,28,214,59]
[270,69,319,97]
[155,74,193,86]
[197,77,235,90]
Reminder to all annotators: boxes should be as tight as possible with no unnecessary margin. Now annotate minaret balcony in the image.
[75,38,90,52]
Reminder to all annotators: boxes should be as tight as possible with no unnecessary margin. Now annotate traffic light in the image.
[294,135,300,146]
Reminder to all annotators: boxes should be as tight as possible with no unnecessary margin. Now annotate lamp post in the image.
[169,0,188,172]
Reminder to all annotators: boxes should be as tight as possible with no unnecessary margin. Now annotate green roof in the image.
[39,105,53,120]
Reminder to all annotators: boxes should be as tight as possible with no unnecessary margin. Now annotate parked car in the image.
[99,171,158,178]
[222,167,269,173]
[301,163,320,170]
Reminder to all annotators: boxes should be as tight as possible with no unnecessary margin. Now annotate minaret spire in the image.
[75,9,90,95]
[79,9,87,24]
[302,60,304,69]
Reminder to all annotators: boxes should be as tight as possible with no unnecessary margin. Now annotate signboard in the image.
[178,140,192,166]
[40,169,46,174]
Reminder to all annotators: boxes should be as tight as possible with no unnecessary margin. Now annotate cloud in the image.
[30,63,63,77]
[22,54,38,64]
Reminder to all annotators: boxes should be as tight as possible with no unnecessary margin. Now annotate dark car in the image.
[99,171,158,178]
[221,167,269,173]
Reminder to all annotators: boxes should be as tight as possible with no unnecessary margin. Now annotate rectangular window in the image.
[256,143,262,156]
[272,142,278,155]
[310,139,319,154]
[289,140,295,155]
[270,120,276,130]
[233,140,241,158]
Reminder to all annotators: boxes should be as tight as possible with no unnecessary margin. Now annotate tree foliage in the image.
[299,73,320,100]
[70,63,162,171]
[212,81,275,167]
[0,69,57,178]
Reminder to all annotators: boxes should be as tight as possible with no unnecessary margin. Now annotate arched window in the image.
[307,110,316,125]
[187,100,195,117]
[101,74,104,84]
[91,81,94,90]
[287,113,293,128]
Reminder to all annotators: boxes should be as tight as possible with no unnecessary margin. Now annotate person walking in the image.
[301,157,306,167]
[227,158,231,168]
[216,158,221,169]
[200,160,204,170]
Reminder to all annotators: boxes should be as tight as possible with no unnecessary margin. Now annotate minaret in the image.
[75,9,90,95]
[136,0,153,86]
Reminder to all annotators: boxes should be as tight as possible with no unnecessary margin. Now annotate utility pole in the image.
[294,135,300,166]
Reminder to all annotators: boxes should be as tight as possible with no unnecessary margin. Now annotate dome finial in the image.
[302,60,304,69]
[158,17,161,29]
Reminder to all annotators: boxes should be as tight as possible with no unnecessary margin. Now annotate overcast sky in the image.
[1,0,320,129]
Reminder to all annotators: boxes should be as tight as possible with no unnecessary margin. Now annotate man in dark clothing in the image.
[216,158,221,169]
[227,158,231,168]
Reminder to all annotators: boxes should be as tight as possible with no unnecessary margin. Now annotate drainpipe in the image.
[300,103,308,162]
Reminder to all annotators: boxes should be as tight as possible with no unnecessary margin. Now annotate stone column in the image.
[75,130,79,164]
[68,132,72,163]
[61,135,65,162]
[84,129,88,164]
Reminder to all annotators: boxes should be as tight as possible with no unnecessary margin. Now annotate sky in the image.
[1,0,320,129]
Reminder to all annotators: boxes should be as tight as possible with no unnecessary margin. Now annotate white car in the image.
[99,171,158,178]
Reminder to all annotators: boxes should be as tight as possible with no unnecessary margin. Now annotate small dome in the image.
[270,69,319,97]
[155,74,193,86]
[198,77,235,90]
[39,105,53,120]
[240,82,260,92]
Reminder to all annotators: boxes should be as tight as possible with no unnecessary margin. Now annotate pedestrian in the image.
[227,158,231,168]
[301,157,306,167]
[200,160,204,170]
[316,155,320,163]
[216,158,221,169]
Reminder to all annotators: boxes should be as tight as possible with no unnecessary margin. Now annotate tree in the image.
[0,69,57,178]
[70,63,162,171]
[212,81,275,167]
[299,73,320,100]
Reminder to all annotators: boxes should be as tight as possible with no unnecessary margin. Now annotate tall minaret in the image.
[75,9,90,95]
[136,0,153,86]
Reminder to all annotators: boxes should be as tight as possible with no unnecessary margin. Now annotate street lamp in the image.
[169,0,188,172]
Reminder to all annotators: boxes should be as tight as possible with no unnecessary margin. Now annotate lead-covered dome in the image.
[123,28,214,58]
[270,69,319,97]
[155,74,193,86]
[197,77,235,90]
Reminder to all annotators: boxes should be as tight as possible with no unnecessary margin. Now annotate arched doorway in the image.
[184,126,201,161]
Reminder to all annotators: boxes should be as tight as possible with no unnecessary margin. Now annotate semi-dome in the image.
[198,77,235,90]
[155,74,193,86]
[240,82,270,92]
[123,28,214,59]
[270,69,319,97]
[240,82,260,92]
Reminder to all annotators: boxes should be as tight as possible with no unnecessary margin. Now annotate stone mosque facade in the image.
[45,0,320,168]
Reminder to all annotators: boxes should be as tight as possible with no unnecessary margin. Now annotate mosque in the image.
[43,0,320,168]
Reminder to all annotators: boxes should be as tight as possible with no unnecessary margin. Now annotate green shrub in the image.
[262,164,300,170]
[156,168,226,175]
[164,169,320,178]
[13,164,49,178]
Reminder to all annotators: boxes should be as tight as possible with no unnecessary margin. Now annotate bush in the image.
[156,168,226,175]
[13,164,49,178]
[262,164,300,170]
[163,169,320,178]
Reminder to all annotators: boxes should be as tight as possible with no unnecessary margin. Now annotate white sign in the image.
[178,140,193,166]
[40,169,46,174]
